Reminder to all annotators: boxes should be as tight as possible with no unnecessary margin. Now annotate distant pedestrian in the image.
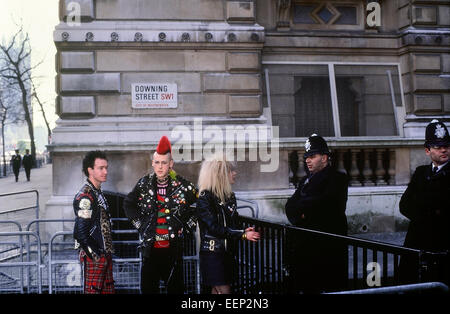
[73,150,115,294]
[399,119,450,285]
[22,149,33,181]
[10,149,21,182]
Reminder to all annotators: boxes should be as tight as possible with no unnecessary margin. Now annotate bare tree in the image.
[0,90,9,176]
[31,80,52,145]
[0,81,22,176]
[0,27,45,167]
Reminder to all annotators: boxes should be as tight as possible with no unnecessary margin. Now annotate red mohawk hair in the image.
[156,136,172,155]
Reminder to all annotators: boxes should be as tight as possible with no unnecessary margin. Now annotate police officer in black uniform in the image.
[285,134,349,293]
[22,149,33,181]
[399,119,450,285]
[10,149,21,182]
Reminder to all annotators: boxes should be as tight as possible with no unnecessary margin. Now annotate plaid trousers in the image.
[80,250,115,294]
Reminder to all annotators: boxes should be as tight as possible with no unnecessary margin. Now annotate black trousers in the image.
[286,232,348,294]
[141,246,184,294]
[24,167,31,181]
[13,166,20,181]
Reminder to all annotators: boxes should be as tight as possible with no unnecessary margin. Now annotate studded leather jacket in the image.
[73,180,114,258]
[123,172,198,250]
[196,190,245,253]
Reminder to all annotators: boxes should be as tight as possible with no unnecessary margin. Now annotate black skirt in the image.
[200,251,236,286]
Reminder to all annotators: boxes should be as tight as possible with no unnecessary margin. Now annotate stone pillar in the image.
[48,0,276,236]
[399,0,450,138]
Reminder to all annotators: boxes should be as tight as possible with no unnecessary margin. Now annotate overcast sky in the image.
[1,0,59,130]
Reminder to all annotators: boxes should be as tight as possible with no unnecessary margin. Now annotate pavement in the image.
[0,164,53,220]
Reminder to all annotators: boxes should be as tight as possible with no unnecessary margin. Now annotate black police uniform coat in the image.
[285,165,349,293]
[22,154,33,170]
[11,154,21,172]
[399,162,450,284]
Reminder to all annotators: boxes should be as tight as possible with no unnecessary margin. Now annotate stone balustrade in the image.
[284,137,425,188]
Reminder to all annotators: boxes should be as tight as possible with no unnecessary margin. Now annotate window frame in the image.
[262,61,407,138]
[291,1,365,31]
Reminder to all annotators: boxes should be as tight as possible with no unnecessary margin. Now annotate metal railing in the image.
[327,282,449,294]
[100,191,260,294]
[48,231,82,294]
[1,193,447,294]
[0,220,22,232]
[0,190,40,231]
[0,163,13,178]
[235,216,449,294]
[28,218,142,294]
[0,231,41,294]
[235,216,286,294]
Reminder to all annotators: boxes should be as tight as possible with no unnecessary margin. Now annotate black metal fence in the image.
[102,191,449,294]
[235,216,449,294]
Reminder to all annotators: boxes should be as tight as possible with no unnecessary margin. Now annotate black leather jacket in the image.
[73,180,112,257]
[123,172,198,250]
[196,190,245,252]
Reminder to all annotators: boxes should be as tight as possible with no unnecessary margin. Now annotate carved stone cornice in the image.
[53,21,265,44]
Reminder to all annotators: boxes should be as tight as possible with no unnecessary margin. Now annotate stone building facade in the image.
[49,0,449,235]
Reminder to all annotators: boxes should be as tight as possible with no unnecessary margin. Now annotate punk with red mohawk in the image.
[156,135,172,155]
[124,134,199,294]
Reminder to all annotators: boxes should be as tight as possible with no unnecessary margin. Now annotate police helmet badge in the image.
[305,138,311,152]
[304,133,330,158]
[435,124,446,139]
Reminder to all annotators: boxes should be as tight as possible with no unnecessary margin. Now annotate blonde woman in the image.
[196,154,260,294]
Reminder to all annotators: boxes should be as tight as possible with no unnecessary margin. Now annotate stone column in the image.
[47,0,275,237]
[398,0,449,138]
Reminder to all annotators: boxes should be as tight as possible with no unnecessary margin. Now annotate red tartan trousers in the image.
[80,250,115,294]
